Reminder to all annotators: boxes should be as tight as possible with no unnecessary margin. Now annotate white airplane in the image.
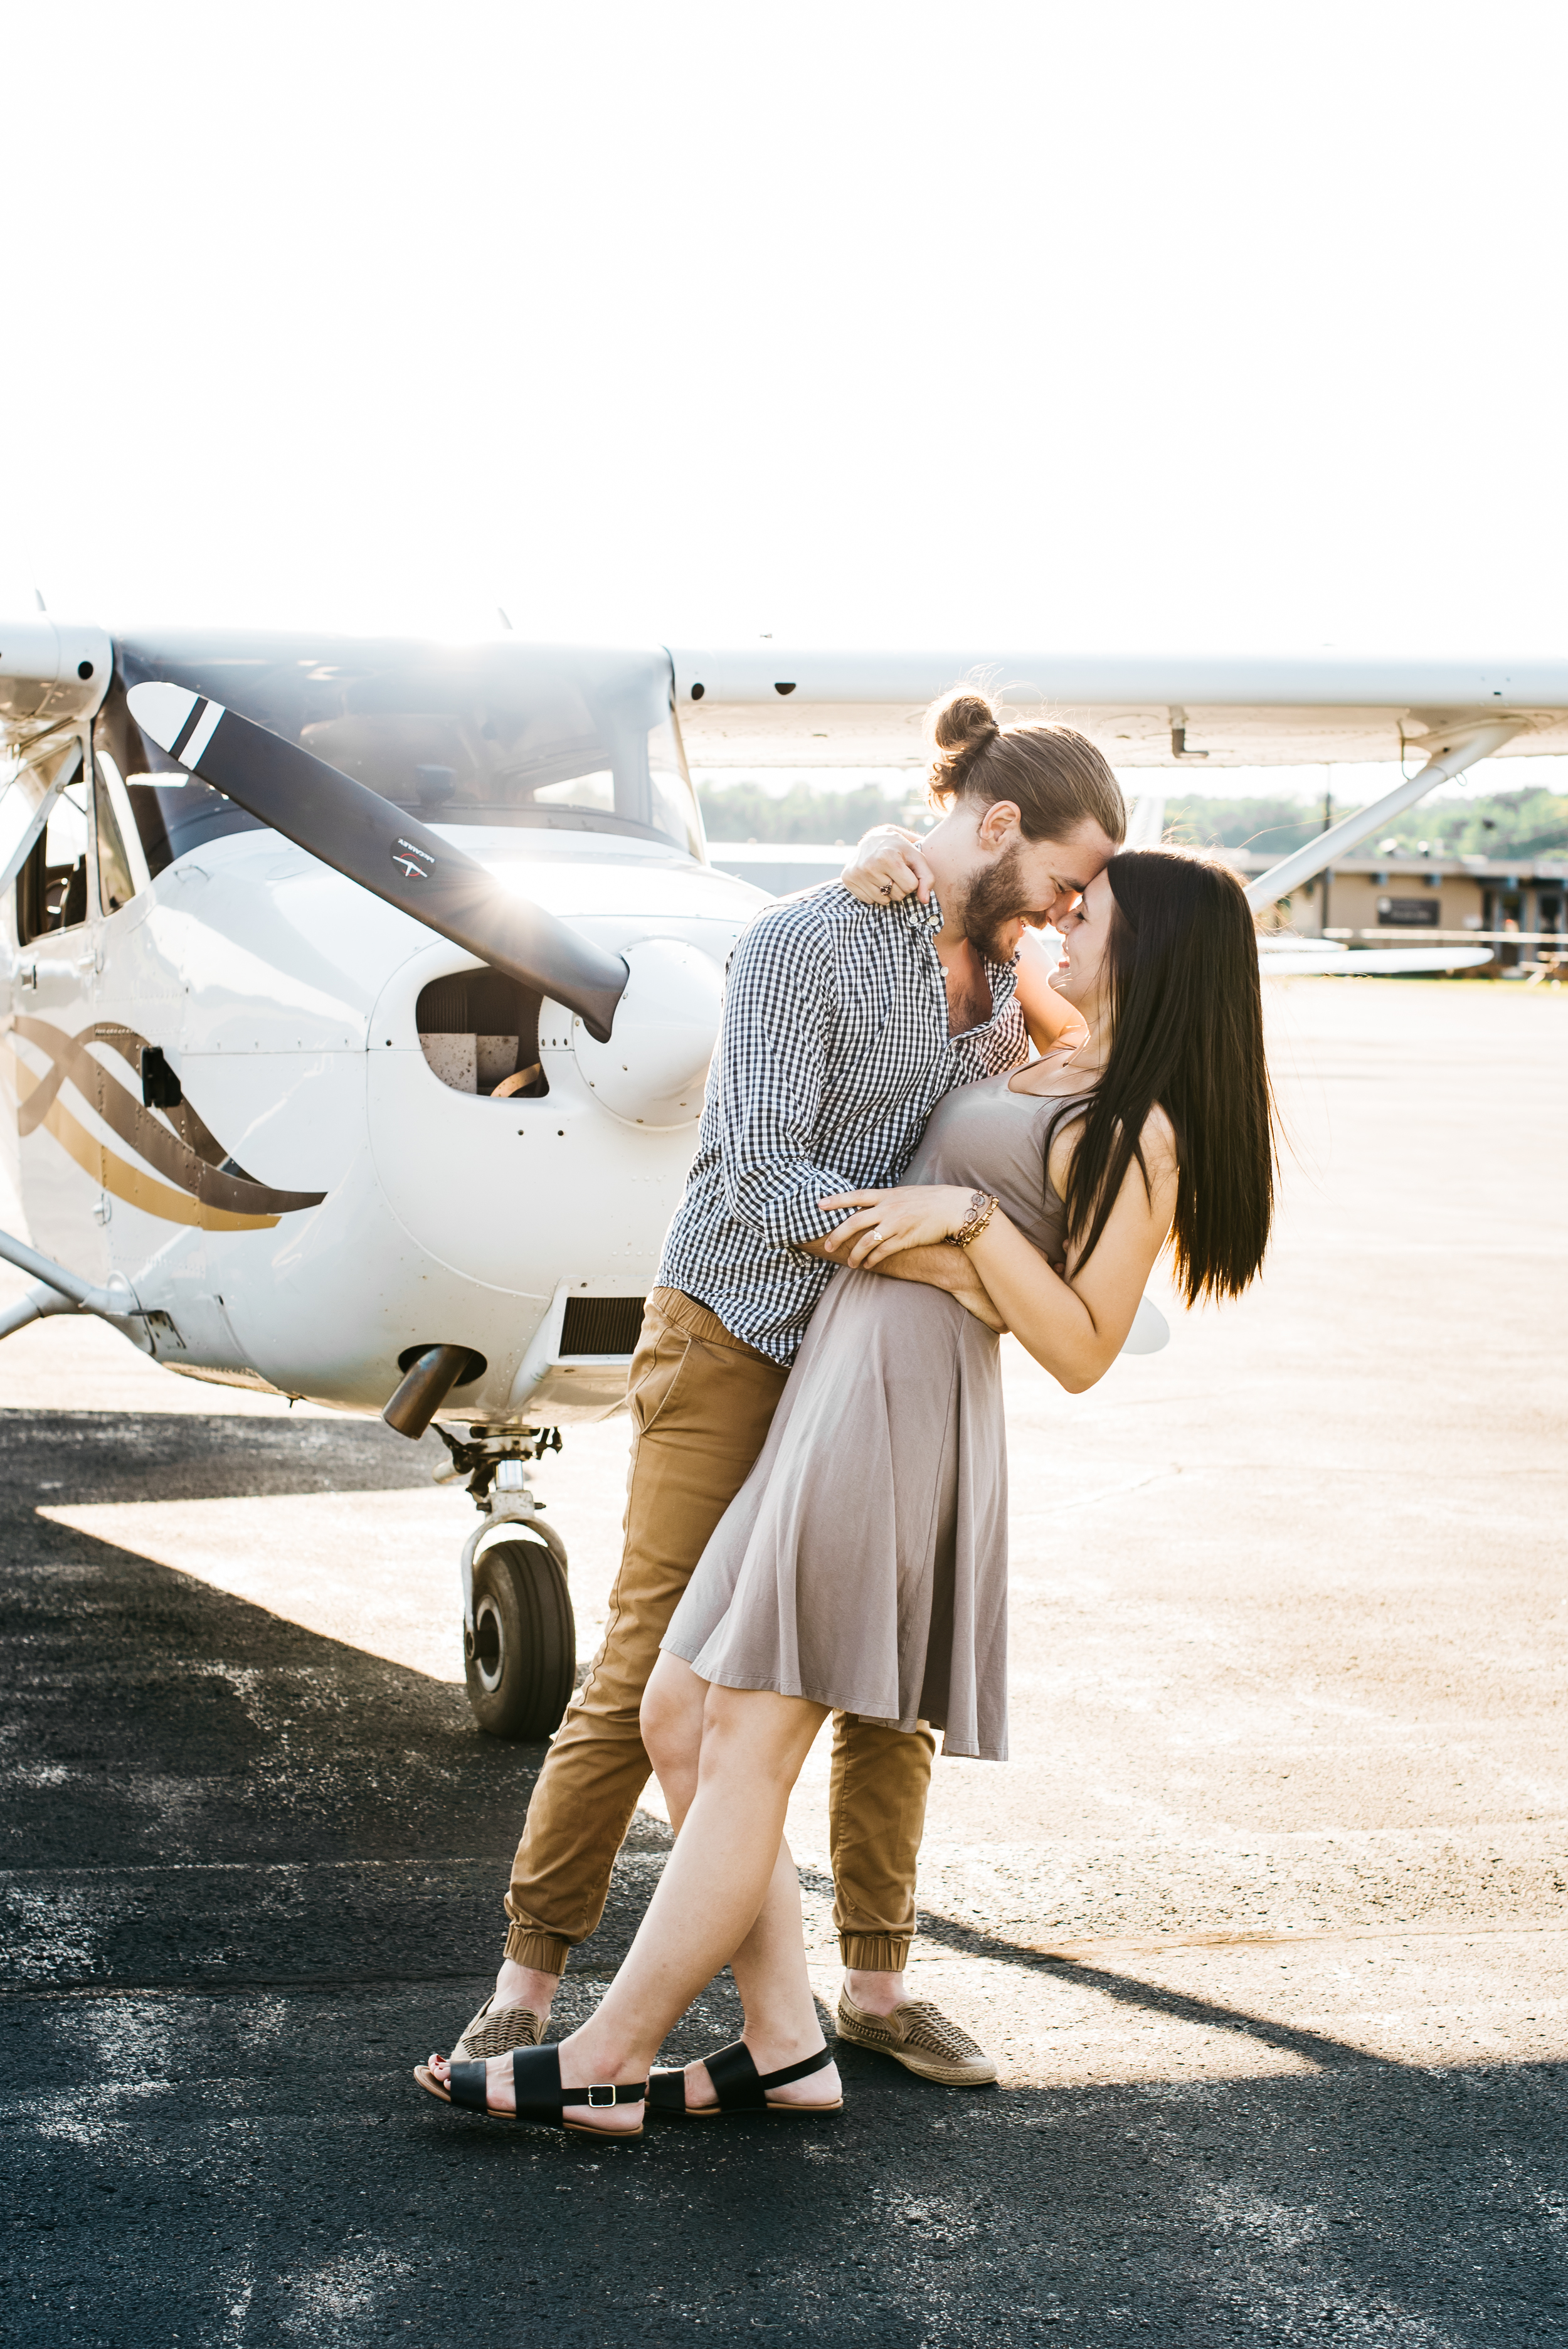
[4,622,1559,1732]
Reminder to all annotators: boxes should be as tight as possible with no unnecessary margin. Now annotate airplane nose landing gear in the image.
[465,1534,574,1739]
[435,1426,575,1739]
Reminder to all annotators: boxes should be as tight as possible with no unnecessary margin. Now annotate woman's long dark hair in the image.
[1060,848,1277,1303]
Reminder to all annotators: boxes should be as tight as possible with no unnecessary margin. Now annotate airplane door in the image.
[10,748,108,1278]
[85,741,223,1360]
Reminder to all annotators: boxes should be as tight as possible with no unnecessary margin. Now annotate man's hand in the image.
[876,1243,1007,1330]
[799,1231,1005,1330]
[840,825,936,907]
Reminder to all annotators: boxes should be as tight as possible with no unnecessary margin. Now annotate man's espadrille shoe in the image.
[450,1994,544,2064]
[835,1991,997,2087]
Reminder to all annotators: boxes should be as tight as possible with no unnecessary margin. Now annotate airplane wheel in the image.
[464,1531,575,1740]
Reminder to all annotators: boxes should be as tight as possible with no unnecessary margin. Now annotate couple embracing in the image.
[416,687,1276,2137]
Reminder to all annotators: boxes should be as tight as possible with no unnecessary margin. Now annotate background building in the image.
[1236,851,1567,969]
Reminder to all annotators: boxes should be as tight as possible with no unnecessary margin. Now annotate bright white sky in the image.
[6,1,1567,800]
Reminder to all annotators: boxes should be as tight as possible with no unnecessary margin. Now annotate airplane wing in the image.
[7,625,1564,914]
[0,617,111,734]
[669,647,1568,907]
[667,648,1568,768]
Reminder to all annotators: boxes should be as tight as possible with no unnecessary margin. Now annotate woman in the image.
[416,789,1277,2139]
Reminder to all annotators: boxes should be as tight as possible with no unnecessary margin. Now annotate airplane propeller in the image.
[125,684,629,1041]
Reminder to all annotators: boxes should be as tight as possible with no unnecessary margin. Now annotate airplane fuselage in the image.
[1,628,763,1427]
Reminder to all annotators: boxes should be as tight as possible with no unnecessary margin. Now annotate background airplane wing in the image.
[1257,940,1496,977]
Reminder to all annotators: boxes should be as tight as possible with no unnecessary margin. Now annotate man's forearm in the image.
[802,1234,1005,1328]
[876,1244,1004,1322]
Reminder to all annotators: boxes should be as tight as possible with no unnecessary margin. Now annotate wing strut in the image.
[0,1228,146,1341]
[0,742,84,895]
[1243,720,1526,911]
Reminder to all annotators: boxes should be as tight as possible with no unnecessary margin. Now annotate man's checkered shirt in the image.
[657,882,1029,1364]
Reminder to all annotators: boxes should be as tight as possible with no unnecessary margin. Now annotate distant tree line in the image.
[697,780,925,844]
[1164,787,1568,859]
[699,778,1568,859]
[1160,797,1327,855]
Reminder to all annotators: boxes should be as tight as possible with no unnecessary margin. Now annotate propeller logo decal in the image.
[393,838,435,882]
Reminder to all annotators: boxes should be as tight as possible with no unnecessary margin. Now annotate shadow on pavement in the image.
[0,1407,447,1507]
[914,1906,1394,2077]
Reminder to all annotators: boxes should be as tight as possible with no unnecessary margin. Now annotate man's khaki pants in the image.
[505,1286,937,1974]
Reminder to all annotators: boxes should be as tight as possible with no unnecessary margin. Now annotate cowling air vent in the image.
[560,1296,646,1357]
[415,970,548,1099]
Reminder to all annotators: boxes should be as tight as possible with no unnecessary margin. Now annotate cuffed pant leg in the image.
[502,1289,788,1969]
[828,1711,938,1971]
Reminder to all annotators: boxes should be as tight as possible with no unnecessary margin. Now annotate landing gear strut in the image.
[435,1424,575,1739]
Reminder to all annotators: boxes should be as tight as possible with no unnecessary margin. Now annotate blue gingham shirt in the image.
[658,882,1029,1364]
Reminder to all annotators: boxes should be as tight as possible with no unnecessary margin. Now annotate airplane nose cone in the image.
[573,938,722,1127]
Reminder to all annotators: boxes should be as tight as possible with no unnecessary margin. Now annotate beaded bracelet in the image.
[944,1189,999,1249]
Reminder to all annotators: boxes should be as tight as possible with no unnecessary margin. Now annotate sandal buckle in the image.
[586,2082,617,2107]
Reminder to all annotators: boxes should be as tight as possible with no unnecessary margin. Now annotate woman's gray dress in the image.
[662,1074,1089,1762]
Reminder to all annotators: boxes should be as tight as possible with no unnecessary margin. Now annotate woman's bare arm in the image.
[819,1111,1177,1392]
[960,1130,1174,1387]
[1011,930,1090,1060]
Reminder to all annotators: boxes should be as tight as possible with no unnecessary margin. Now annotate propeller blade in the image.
[127,682,628,1041]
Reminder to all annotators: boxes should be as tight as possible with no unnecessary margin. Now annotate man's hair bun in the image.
[919,681,1128,849]
[928,688,1002,761]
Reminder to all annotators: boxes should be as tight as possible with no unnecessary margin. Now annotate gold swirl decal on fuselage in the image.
[3,1017,327,1233]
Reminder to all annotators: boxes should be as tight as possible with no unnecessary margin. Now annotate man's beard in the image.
[953,844,1037,963]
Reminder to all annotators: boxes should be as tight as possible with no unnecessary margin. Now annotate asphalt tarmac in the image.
[3,979,1566,2348]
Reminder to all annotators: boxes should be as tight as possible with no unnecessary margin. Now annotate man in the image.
[452,701,1125,2086]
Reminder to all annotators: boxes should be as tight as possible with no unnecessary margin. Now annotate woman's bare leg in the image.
[425,1675,833,2131]
[639,1655,834,2109]
[638,1649,707,1823]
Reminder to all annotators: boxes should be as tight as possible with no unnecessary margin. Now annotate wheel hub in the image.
[472,1592,506,1693]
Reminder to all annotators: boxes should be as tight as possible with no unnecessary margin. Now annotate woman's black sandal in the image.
[414,2044,647,2139]
[649,2040,840,2119]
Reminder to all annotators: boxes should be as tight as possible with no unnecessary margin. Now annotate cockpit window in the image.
[108,635,706,873]
[92,756,138,914]
[293,706,702,856]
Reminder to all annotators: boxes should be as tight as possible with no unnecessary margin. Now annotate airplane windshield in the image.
[105,634,706,878]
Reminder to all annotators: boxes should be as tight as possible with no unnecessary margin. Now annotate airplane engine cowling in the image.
[571,938,722,1129]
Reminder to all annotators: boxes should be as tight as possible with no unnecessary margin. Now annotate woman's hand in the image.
[839,827,936,908]
[819,1184,975,1268]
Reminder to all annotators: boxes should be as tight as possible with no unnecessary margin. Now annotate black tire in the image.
[464,1531,575,1739]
